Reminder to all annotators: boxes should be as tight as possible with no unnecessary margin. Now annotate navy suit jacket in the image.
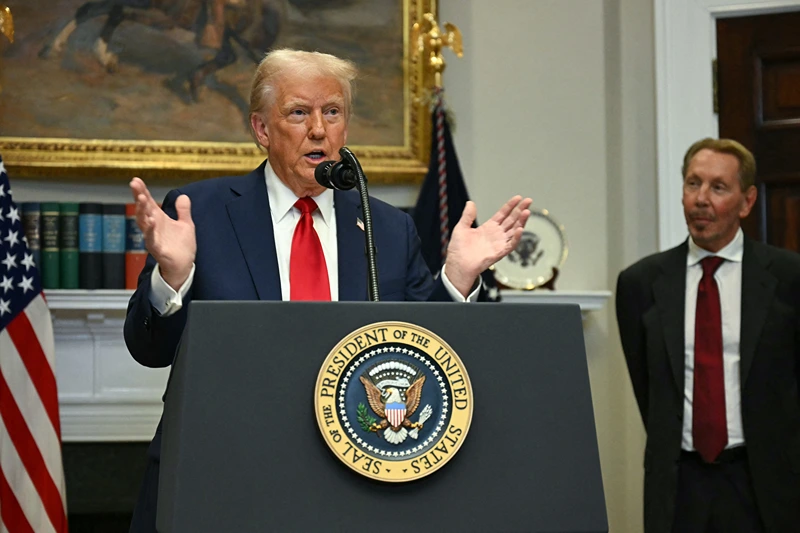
[124,161,452,461]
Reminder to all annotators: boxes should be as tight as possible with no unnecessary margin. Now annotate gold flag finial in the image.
[411,12,463,89]
[0,6,14,43]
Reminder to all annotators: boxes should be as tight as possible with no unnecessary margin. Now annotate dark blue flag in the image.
[412,91,500,301]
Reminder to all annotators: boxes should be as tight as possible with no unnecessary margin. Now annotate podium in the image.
[158,302,607,533]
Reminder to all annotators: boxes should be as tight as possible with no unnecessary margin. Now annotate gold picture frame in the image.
[0,0,435,183]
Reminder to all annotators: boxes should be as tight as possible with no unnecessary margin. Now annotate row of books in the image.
[21,202,147,290]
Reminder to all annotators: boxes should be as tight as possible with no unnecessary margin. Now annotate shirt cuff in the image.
[148,263,196,316]
[441,264,480,302]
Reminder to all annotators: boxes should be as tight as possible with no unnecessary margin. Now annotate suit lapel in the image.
[739,238,776,387]
[653,243,688,393]
[226,165,282,300]
[335,190,367,301]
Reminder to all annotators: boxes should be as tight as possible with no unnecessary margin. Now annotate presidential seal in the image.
[314,321,473,482]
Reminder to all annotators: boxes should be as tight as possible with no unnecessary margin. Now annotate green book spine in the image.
[59,202,80,289]
[41,202,60,289]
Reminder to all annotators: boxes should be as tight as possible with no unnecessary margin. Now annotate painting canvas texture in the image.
[0,0,404,147]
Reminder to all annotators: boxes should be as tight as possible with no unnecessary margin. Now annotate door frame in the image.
[654,0,800,250]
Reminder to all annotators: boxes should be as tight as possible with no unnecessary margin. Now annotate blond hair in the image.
[249,48,357,122]
[682,138,756,190]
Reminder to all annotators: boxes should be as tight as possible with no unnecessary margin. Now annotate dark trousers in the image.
[129,457,160,533]
[672,449,764,533]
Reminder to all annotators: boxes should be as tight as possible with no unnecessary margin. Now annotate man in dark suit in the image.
[125,48,531,533]
[616,138,800,533]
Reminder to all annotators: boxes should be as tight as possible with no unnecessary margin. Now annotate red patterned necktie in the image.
[290,197,331,301]
[692,255,727,462]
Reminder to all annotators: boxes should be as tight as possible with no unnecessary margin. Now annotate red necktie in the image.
[692,256,727,462]
[290,198,331,301]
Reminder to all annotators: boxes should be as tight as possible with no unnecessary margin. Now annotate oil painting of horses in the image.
[0,0,408,147]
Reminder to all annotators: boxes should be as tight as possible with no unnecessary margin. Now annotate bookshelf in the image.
[48,289,610,442]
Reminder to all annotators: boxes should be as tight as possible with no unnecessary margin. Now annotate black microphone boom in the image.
[315,160,357,191]
[314,147,381,301]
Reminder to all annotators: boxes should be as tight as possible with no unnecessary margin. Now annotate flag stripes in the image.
[0,156,68,533]
[0,467,37,533]
[0,368,66,532]
[6,308,60,435]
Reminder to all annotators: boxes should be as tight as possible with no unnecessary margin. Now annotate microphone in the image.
[315,160,357,191]
[316,147,381,301]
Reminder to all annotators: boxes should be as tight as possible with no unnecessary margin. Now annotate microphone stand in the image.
[338,147,380,302]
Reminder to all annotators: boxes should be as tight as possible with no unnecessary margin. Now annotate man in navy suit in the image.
[125,48,531,532]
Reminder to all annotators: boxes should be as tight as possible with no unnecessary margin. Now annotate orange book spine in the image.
[125,203,147,289]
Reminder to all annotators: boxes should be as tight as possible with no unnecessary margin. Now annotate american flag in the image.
[0,156,68,533]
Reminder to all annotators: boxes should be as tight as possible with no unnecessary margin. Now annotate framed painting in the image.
[0,0,435,183]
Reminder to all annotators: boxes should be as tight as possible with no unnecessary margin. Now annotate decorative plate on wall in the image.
[493,208,568,290]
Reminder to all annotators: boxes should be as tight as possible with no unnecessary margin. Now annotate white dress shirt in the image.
[148,162,477,315]
[682,228,745,451]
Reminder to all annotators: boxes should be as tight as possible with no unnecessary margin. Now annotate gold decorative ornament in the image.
[0,6,13,96]
[0,6,13,43]
[411,12,463,89]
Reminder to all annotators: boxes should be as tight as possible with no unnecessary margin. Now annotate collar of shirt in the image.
[687,227,744,267]
[264,160,334,226]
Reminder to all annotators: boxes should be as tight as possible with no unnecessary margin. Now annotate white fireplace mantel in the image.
[48,290,170,443]
[48,289,610,442]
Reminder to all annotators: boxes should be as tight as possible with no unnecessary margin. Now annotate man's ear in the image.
[250,114,270,152]
[740,185,758,219]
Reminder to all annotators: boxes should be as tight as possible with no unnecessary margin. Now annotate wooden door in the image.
[717,11,800,249]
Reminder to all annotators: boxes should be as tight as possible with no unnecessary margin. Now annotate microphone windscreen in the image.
[315,160,336,188]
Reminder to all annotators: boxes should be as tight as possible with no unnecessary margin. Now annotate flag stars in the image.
[0,181,5,197]
[0,298,10,316]
[4,229,19,249]
[20,253,35,272]
[0,276,12,293]
[7,207,19,225]
[18,276,34,294]
[1,252,17,270]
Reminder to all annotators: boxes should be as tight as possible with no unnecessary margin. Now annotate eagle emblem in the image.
[358,361,432,445]
[315,322,473,482]
[508,230,544,267]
